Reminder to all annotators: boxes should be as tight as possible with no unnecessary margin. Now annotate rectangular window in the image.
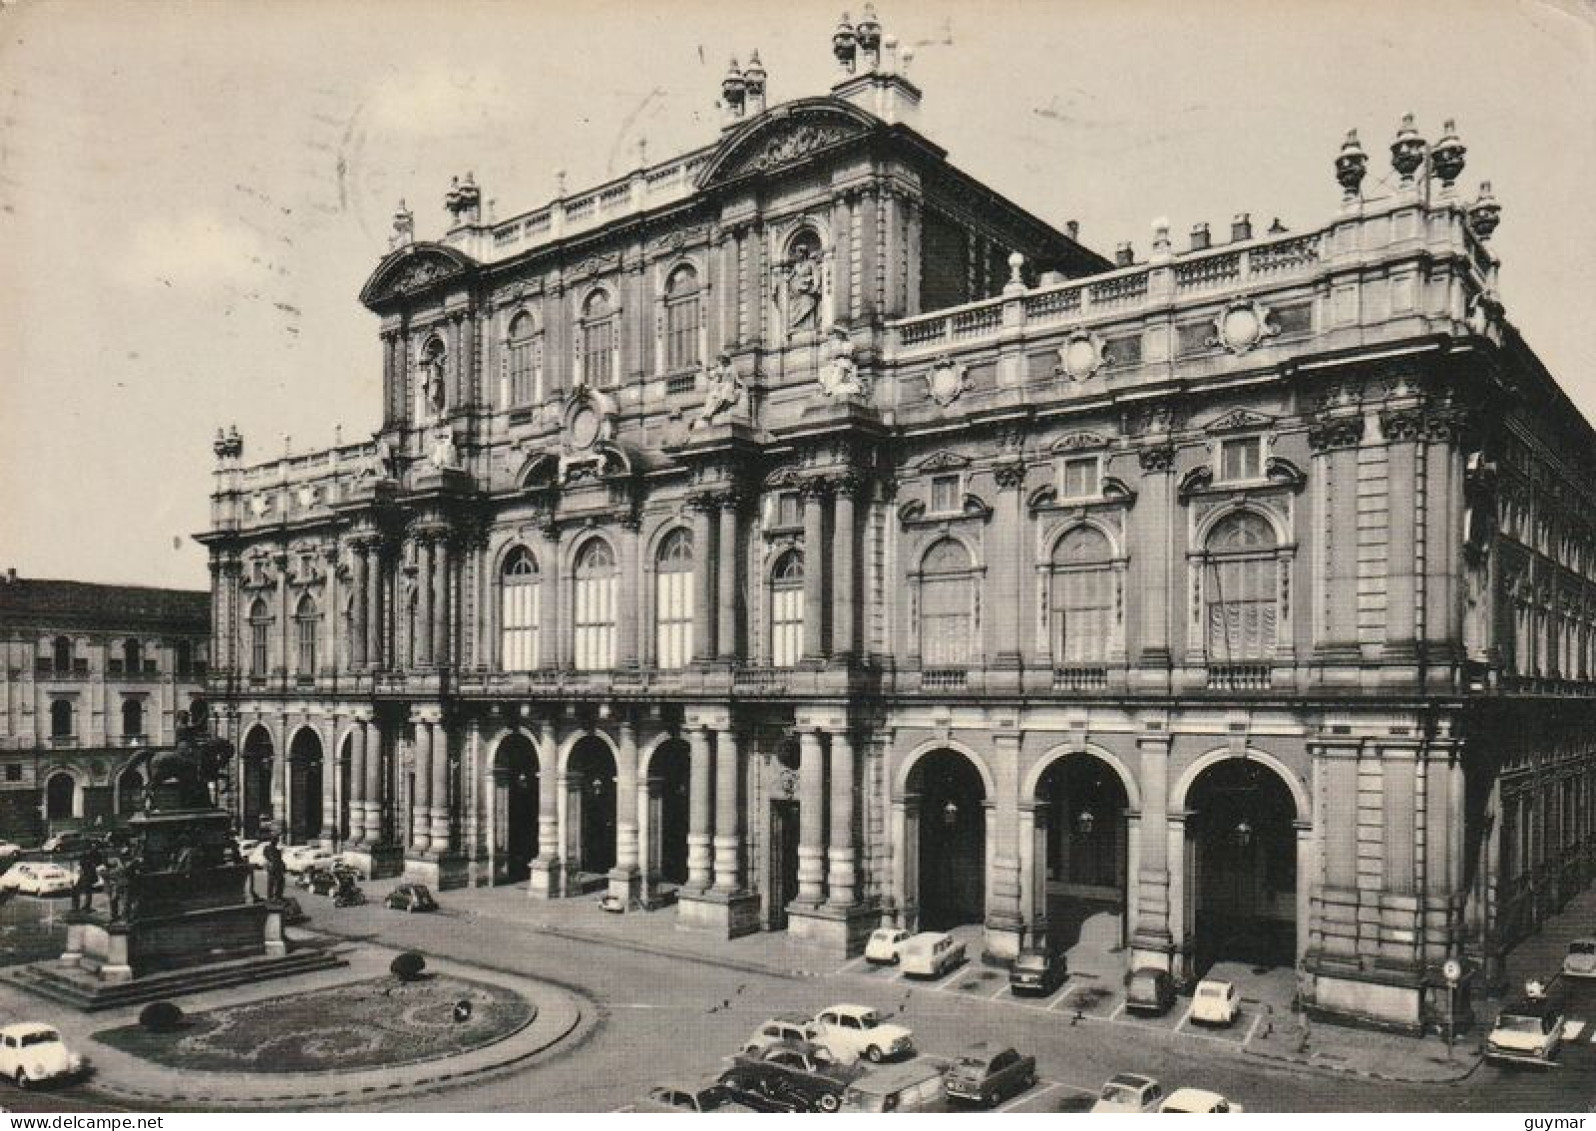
[665,297,701,372]
[771,588,804,668]
[1205,557,1277,660]
[1219,437,1263,482]
[1061,456,1098,500]
[4,764,21,783]
[508,338,541,405]
[574,576,617,670]
[930,475,960,515]
[501,584,540,671]
[656,570,693,670]
[297,615,318,675]
[1054,568,1113,663]
[776,491,802,529]
[250,622,268,676]
[921,576,972,666]
[582,320,616,388]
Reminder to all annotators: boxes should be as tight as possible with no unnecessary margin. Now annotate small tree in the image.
[390,951,427,982]
[139,1001,184,1032]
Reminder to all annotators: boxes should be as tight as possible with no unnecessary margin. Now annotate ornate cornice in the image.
[1307,415,1365,452]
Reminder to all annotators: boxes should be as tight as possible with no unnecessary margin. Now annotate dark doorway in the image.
[568,736,617,879]
[45,773,75,821]
[912,749,987,930]
[1037,754,1130,950]
[494,733,539,883]
[768,800,800,931]
[119,768,145,816]
[650,739,690,887]
[289,729,324,842]
[241,727,274,837]
[1189,758,1298,971]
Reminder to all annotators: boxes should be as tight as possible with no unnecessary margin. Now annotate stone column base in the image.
[528,856,563,899]
[785,902,880,958]
[344,842,407,881]
[983,915,1025,963]
[1303,954,1425,1034]
[1129,930,1175,973]
[404,854,470,891]
[677,889,762,939]
[264,908,287,957]
[607,868,643,908]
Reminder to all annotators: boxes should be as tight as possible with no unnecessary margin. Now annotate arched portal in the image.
[567,735,617,884]
[1036,752,1130,953]
[288,729,324,842]
[647,739,691,889]
[1187,757,1298,971]
[908,749,987,930]
[493,733,539,884]
[45,772,77,821]
[241,726,275,837]
[118,767,145,816]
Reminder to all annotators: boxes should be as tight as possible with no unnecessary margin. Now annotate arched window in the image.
[45,772,76,820]
[500,548,542,671]
[655,529,694,669]
[507,311,542,406]
[50,699,74,739]
[121,697,144,738]
[1204,512,1279,662]
[1051,526,1115,664]
[771,551,805,668]
[295,593,319,675]
[52,636,73,672]
[580,290,616,389]
[123,638,143,674]
[664,265,702,373]
[248,598,272,676]
[574,539,617,670]
[919,538,975,668]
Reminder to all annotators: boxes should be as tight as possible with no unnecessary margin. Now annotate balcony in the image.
[49,735,78,749]
[1053,666,1109,692]
[1206,663,1273,691]
[34,659,89,680]
[922,668,968,691]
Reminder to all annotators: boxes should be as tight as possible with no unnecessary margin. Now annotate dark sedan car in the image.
[1009,949,1067,996]
[1125,967,1177,1016]
[944,1043,1038,1107]
[385,882,438,913]
[722,1041,863,1113]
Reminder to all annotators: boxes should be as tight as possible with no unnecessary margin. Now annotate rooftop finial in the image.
[1390,112,1426,187]
[721,55,747,124]
[1335,129,1368,201]
[1431,118,1466,190]
[833,11,858,74]
[1468,181,1501,241]
[856,3,882,71]
[390,198,415,248]
[744,49,767,115]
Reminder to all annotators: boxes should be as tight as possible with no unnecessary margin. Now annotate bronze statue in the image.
[125,715,234,811]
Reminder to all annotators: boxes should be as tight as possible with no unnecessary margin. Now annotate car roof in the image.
[0,1023,58,1037]
[1165,1088,1225,1106]
[1107,1073,1159,1088]
[1196,978,1233,988]
[820,1003,875,1014]
[767,1012,814,1024]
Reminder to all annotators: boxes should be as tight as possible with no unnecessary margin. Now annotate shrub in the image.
[139,1001,184,1032]
[390,951,427,982]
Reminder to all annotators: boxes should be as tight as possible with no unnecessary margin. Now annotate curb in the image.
[1241,1042,1484,1086]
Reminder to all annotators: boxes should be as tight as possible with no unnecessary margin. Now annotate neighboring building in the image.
[197,11,1596,1032]
[0,570,210,843]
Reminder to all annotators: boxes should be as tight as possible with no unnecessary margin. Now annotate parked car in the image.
[300,863,363,896]
[384,883,437,913]
[1485,994,1565,1066]
[0,863,74,896]
[40,832,89,856]
[810,1003,914,1063]
[1009,948,1067,996]
[1563,938,1596,979]
[1159,1087,1244,1113]
[281,845,337,874]
[0,1024,84,1088]
[724,1041,863,1113]
[943,1043,1037,1107]
[1090,1072,1164,1113]
[865,927,912,965]
[1189,978,1240,1026]
[742,1013,819,1056]
[1124,967,1177,1016]
[841,1059,949,1113]
[0,843,22,861]
[631,1080,764,1113]
[898,931,966,978]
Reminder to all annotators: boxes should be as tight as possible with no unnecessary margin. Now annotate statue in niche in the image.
[429,426,460,471]
[816,327,866,400]
[781,233,823,331]
[691,353,744,430]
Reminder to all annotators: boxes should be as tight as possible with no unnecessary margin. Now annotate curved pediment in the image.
[359,242,479,310]
[695,98,880,190]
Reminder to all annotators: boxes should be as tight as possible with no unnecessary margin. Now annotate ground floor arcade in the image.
[215,695,1596,1032]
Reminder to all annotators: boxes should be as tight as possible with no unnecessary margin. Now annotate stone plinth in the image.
[344,842,406,881]
[676,889,761,939]
[404,854,469,891]
[784,902,880,957]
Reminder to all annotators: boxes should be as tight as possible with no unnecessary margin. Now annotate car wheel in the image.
[818,1093,840,1113]
[865,1044,884,1063]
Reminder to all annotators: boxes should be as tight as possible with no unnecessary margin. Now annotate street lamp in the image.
[1076,808,1096,836]
[1232,818,1253,849]
[941,799,959,827]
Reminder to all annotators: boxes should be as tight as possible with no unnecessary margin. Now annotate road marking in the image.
[1243,1010,1265,1046]
[1109,1000,1126,1021]
[1562,1019,1586,1041]
[997,1080,1061,1113]
[989,982,1011,1001]
[835,956,870,977]
[1174,1005,1193,1033]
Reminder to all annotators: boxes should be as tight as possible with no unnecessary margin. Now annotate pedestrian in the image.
[263,836,286,902]
[102,854,124,921]
[71,841,104,913]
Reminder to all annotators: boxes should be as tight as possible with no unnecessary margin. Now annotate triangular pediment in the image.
[696,99,879,190]
[1203,408,1275,434]
[360,242,478,310]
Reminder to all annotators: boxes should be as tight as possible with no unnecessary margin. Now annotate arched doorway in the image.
[45,772,77,821]
[566,735,617,885]
[241,726,274,837]
[118,767,145,816]
[493,733,539,883]
[1187,758,1298,971]
[1036,753,1130,953]
[289,729,324,842]
[646,739,691,890]
[909,749,987,930]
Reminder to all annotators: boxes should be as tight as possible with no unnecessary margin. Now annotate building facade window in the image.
[50,699,73,738]
[663,265,702,374]
[1061,456,1100,500]
[174,639,193,677]
[121,697,143,738]
[507,311,542,406]
[1204,511,1279,661]
[248,598,272,676]
[770,550,805,668]
[295,593,319,675]
[573,538,617,670]
[123,638,143,674]
[580,290,617,389]
[52,635,72,672]
[919,538,975,667]
[655,528,694,670]
[930,474,961,515]
[1050,526,1114,664]
[500,548,541,671]
[45,772,75,820]
[1218,436,1263,483]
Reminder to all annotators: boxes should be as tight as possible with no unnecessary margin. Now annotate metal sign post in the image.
[1442,958,1462,1061]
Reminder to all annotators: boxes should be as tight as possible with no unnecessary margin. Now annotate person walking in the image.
[263,836,286,902]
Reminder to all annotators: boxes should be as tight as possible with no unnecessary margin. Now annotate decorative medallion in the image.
[568,406,601,450]
[1209,298,1280,355]
[925,356,971,407]
[1057,329,1107,382]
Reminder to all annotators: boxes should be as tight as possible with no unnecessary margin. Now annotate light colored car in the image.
[1485,996,1564,1066]
[631,1081,761,1113]
[742,1013,819,1056]
[865,927,912,965]
[282,845,337,874]
[1563,939,1596,979]
[810,1003,914,1064]
[1090,1072,1164,1113]
[0,843,22,861]
[898,931,966,978]
[0,863,74,896]
[1159,1087,1244,1113]
[1189,978,1240,1026]
[0,1024,84,1088]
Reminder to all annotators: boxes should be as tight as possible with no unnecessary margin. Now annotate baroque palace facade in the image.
[198,12,1596,1031]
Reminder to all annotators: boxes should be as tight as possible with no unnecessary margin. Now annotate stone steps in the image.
[2,947,347,1012]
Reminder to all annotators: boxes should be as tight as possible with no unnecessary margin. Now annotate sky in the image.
[2,0,1592,590]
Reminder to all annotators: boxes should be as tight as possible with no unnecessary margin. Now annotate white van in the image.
[839,1060,948,1113]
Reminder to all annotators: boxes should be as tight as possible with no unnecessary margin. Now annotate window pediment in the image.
[898,492,992,526]
[1179,457,1305,502]
[1029,477,1136,513]
[1203,408,1276,434]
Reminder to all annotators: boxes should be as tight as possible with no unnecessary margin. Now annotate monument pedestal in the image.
[676,889,761,939]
